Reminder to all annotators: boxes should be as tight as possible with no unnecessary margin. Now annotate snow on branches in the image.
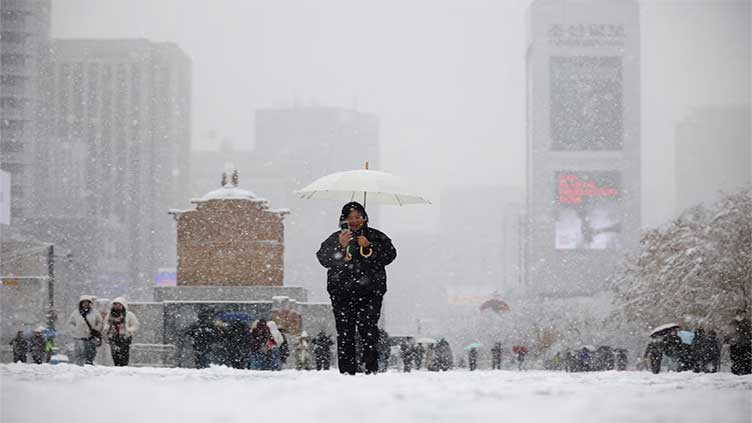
[610,188,751,330]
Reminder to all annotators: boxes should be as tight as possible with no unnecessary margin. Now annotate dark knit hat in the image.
[340,201,369,224]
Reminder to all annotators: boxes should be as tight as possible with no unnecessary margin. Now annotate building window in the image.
[0,141,23,152]
[1,74,27,87]
[0,31,26,43]
[1,119,25,131]
[1,10,25,25]
[1,53,25,66]
[3,163,24,174]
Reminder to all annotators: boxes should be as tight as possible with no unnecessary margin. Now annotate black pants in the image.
[649,354,662,374]
[730,344,752,375]
[315,353,330,370]
[492,357,501,369]
[331,293,383,375]
[110,337,132,366]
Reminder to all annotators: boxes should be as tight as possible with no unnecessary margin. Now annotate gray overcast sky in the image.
[52,0,750,230]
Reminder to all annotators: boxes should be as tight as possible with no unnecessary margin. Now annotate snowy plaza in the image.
[1,364,750,423]
[2,0,751,422]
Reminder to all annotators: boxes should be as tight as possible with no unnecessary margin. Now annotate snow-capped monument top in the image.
[169,170,288,286]
[195,170,262,202]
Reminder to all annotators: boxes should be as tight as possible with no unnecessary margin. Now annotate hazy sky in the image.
[53,0,750,230]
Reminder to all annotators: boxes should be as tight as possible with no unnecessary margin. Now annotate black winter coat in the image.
[317,226,396,297]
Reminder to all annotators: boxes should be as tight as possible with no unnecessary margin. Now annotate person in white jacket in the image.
[267,320,285,370]
[67,295,103,365]
[103,297,140,366]
[294,331,312,371]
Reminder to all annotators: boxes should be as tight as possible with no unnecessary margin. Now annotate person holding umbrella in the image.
[317,201,397,375]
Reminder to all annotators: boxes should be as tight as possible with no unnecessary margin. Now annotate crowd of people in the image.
[643,311,751,375]
[182,310,336,371]
[9,295,140,367]
[9,327,54,364]
[397,338,454,372]
[546,346,629,372]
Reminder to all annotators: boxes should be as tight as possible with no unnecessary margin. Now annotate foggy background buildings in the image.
[1,0,749,336]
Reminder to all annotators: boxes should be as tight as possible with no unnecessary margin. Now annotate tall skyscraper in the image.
[0,0,51,221]
[25,39,191,302]
[525,0,641,296]
[249,106,379,300]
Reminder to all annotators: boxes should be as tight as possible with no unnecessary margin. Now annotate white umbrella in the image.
[295,163,430,208]
[649,323,681,337]
[416,337,437,345]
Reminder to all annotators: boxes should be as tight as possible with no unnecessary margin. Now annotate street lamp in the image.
[45,245,73,332]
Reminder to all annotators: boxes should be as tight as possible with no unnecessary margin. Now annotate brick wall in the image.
[176,199,286,286]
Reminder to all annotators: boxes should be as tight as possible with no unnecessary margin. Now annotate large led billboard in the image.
[550,56,623,150]
[555,171,622,250]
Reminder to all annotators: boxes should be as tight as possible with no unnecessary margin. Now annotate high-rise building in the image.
[249,106,379,300]
[525,0,641,296]
[0,0,51,221]
[25,39,191,302]
[675,105,751,212]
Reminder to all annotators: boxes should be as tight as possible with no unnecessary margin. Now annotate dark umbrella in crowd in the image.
[480,298,510,313]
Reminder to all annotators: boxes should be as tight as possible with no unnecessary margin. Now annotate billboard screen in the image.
[550,56,623,150]
[555,171,622,250]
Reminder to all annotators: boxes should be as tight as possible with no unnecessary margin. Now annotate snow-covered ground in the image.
[1,364,750,423]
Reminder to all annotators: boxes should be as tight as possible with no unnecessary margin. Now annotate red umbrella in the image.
[479,298,510,313]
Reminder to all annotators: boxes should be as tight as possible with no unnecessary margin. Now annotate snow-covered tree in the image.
[610,188,751,330]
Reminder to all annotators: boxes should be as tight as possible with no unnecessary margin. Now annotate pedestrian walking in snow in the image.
[267,320,285,370]
[400,338,414,372]
[376,329,390,372]
[313,331,334,370]
[249,318,274,370]
[468,347,478,371]
[67,295,103,365]
[29,327,47,364]
[317,202,396,375]
[185,309,220,369]
[491,342,503,370]
[615,349,628,371]
[663,330,683,371]
[513,345,528,371]
[413,343,425,370]
[434,338,453,371]
[9,330,28,363]
[644,340,663,374]
[295,331,313,370]
[728,310,751,375]
[706,330,721,373]
[103,297,140,367]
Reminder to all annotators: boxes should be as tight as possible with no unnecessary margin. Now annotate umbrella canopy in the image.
[416,337,437,345]
[480,298,510,313]
[218,311,252,323]
[295,168,430,207]
[650,323,681,338]
[677,330,695,345]
[580,345,597,351]
[464,342,482,351]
